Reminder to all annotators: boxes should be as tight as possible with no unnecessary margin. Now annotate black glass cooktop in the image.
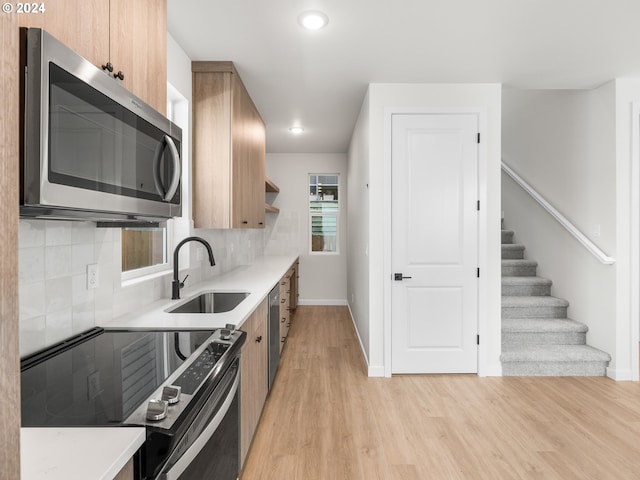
[21,328,215,427]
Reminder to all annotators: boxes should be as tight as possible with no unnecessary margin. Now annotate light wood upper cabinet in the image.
[192,61,266,229]
[19,0,166,114]
[109,0,167,114]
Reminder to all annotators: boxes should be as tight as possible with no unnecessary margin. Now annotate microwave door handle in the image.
[163,135,181,201]
[158,372,239,480]
[152,135,181,202]
[152,139,166,199]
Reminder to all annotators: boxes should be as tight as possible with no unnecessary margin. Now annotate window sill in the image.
[121,267,172,288]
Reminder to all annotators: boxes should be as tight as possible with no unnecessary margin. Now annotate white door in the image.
[391,113,479,374]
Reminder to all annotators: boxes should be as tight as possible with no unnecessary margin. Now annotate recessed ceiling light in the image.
[289,126,304,134]
[298,11,329,30]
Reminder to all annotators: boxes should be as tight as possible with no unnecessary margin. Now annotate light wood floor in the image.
[241,306,640,480]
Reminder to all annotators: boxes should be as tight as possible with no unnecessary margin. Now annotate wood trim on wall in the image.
[0,11,21,480]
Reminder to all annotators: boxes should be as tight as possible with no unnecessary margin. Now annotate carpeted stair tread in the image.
[502,318,587,334]
[501,244,526,259]
[500,344,611,363]
[501,259,537,267]
[501,230,515,244]
[502,296,569,308]
[502,277,552,287]
[502,259,538,277]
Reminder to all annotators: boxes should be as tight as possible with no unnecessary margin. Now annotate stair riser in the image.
[502,231,514,244]
[502,306,567,319]
[502,284,551,296]
[502,332,586,346]
[501,248,525,260]
[502,264,537,276]
[502,362,608,376]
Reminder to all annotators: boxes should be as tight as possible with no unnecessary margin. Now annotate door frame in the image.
[383,107,489,377]
[630,102,640,381]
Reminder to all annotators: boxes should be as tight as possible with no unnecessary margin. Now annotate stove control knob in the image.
[220,329,232,341]
[225,323,236,332]
[146,399,168,421]
[161,385,181,405]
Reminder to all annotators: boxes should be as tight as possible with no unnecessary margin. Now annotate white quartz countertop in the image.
[20,255,298,480]
[21,427,145,480]
[104,255,298,330]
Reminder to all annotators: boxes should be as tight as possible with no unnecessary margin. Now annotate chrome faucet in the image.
[172,236,215,300]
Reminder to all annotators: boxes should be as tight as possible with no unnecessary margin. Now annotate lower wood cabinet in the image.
[279,261,299,350]
[240,298,268,467]
[113,458,134,480]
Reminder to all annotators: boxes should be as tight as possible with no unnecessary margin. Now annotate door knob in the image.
[394,273,412,281]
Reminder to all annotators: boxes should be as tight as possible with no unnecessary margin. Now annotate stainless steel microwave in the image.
[20,28,182,223]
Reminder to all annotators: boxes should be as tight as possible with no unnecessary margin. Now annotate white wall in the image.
[265,153,348,305]
[348,83,503,376]
[18,34,266,357]
[347,91,371,362]
[502,86,618,370]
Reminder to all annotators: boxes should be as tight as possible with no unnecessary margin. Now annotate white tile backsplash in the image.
[19,247,45,284]
[45,245,72,279]
[45,221,72,246]
[45,308,73,345]
[19,219,266,357]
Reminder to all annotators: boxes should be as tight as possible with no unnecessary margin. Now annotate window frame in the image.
[308,173,340,255]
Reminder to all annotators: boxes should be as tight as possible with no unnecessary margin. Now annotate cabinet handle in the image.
[280,282,286,286]
[102,62,113,73]
[113,71,124,81]
[242,220,248,224]
[281,338,285,343]
[259,222,264,225]
[255,335,262,343]
[280,299,286,303]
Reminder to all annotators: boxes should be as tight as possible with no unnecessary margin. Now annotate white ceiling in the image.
[168,0,640,153]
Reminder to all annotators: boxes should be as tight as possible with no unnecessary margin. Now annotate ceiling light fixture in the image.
[298,11,329,30]
[289,126,304,134]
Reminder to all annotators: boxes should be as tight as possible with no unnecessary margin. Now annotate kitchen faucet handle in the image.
[179,274,189,289]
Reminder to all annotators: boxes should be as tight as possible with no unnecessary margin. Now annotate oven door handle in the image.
[159,371,239,480]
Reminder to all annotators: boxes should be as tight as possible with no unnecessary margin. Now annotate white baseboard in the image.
[298,299,347,306]
[346,303,385,377]
[368,365,385,377]
[479,363,503,377]
[347,302,369,363]
[606,367,634,381]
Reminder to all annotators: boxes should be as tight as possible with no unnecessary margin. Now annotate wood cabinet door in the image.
[19,0,166,114]
[109,0,167,114]
[240,299,268,467]
[231,74,266,228]
[18,0,110,67]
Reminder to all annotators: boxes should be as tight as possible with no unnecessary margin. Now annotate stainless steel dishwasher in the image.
[268,284,280,389]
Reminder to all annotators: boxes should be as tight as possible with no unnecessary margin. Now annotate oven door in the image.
[157,359,240,480]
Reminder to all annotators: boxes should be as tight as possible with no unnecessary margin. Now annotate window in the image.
[121,226,167,272]
[309,174,339,253]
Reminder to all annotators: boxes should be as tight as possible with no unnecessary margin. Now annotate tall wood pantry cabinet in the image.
[192,61,266,229]
[18,0,167,114]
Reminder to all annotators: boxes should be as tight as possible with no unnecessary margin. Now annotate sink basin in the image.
[168,291,249,314]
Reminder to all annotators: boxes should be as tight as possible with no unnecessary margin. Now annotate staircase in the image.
[500,225,611,376]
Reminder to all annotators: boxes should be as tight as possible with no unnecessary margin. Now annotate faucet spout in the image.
[172,236,216,300]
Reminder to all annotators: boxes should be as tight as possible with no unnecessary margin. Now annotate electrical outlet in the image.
[87,263,99,289]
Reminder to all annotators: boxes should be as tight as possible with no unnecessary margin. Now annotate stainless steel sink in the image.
[168,291,249,314]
